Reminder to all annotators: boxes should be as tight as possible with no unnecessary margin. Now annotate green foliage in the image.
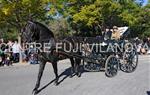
[0,0,48,30]
[143,28,150,37]
[0,0,50,40]
[61,0,150,37]
[49,18,73,38]
[3,30,18,41]
[0,0,150,39]
[132,4,150,37]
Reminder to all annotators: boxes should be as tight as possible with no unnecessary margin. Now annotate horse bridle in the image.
[22,22,36,43]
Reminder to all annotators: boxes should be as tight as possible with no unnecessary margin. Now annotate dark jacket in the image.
[103,31,112,40]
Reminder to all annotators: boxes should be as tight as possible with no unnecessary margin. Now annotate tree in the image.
[0,0,149,38]
[136,3,150,37]
[0,0,50,36]
[0,0,50,63]
[58,0,141,36]
[48,18,73,38]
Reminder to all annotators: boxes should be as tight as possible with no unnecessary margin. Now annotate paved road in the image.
[0,55,150,95]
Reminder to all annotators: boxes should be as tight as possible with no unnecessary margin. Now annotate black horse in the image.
[22,21,82,95]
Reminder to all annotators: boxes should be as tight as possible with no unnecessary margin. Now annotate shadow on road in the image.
[36,67,73,94]
[35,65,104,94]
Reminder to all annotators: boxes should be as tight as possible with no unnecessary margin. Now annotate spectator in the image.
[27,45,38,64]
[4,42,13,66]
[0,38,6,66]
[0,49,4,66]
[135,37,141,46]
[12,40,21,63]
[147,37,150,47]
[147,37,150,54]
[7,40,13,49]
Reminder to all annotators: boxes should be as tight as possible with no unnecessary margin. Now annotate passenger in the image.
[111,26,120,40]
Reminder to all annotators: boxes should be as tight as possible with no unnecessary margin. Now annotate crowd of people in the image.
[135,37,150,54]
[0,39,38,67]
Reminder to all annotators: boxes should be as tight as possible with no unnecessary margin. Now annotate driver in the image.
[103,27,112,40]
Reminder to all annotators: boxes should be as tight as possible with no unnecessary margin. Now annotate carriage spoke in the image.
[121,49,138,73]
[105,55,118,77]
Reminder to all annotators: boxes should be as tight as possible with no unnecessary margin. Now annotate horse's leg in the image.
[32,60,46,95]
[52,62,59,85]
[75,58,81,77]
[69,57,75,78]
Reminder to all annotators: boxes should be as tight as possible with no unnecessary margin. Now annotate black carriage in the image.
[81,37,119,77]
[80,27,138,77]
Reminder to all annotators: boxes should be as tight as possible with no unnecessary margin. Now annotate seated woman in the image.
[111,26,120,40]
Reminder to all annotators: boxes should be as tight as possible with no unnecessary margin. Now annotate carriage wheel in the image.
[105,55,119,77]
[121,49,138,73]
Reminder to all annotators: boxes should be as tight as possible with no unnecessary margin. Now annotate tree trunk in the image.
[18,33,22,64]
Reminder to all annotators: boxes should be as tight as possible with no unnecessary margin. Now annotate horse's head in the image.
[21,21,55,43]
[21,21,39,43]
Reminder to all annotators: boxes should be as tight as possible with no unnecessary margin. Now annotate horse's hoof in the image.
[69,74,73,78]
[32,88,38,95]
[54,80,59,86]
[54,82,58,86]
[77,73,81,77]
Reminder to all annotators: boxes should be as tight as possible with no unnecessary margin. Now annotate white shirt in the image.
[12,43,21,53]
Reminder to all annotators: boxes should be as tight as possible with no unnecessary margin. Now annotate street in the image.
[0,55,150,95]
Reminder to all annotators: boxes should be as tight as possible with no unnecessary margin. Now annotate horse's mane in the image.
[29,21,55,38]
